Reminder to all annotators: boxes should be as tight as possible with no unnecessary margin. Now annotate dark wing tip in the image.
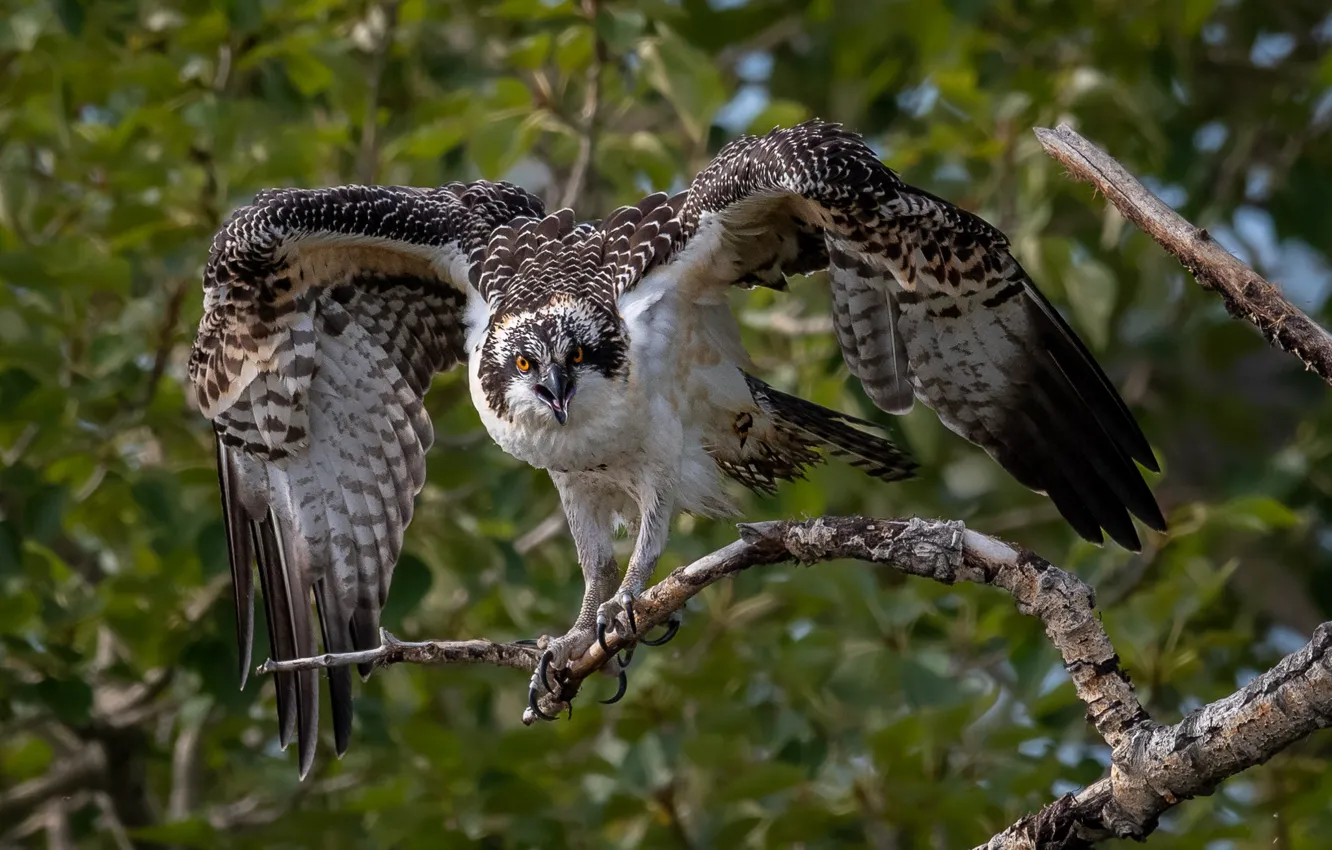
[314,581,355,758]
[296,669,319,781]
[1022,285,1160,473]
[215,437,256,690]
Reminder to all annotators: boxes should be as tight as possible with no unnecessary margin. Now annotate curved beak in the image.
[535,364,575,425]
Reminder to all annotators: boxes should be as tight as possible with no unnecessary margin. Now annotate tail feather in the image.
[743,372,916,483]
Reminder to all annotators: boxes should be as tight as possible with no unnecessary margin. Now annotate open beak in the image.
[535,364,575,425]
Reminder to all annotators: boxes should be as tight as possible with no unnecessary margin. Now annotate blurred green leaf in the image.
[638,26,724,144]
[1061,255,1118,352]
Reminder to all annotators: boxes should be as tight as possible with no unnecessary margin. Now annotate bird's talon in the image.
[527,683,559,721]
[618,590,639,634]
[600,670,629,705]
[537,650,556,694]
[641,614,681,647]
[617,646,635,669]
[596,620,611,654]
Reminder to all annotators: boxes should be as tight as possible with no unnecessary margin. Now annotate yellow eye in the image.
[515,355,530,373]
[572,346,584,364]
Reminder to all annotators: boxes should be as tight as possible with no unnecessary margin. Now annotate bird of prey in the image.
[190,120,1164,777]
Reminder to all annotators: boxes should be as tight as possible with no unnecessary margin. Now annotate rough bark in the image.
[1035,122,1332,387]
[260,516,1332,846]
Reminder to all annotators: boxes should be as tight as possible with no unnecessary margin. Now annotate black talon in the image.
[600,670,629,705]
[537,650,556,694]
[514,638,540,647]
[625,598,638,635]
[641,615,681,647]
[617,646,635,669]
[597,620,612,655]
[527,684,559,721]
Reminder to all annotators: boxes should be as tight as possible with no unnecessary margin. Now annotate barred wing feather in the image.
[628,120,1164,549]
[190,181,543,777]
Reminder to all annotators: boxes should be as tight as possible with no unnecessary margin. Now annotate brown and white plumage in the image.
[190,181,544,777]
[618,120,1164,549]
[193,120,1163,773]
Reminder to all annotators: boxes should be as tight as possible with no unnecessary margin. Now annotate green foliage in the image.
[2,0,1332,846]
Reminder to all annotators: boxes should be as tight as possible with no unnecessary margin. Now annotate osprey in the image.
[190,121,1164,777]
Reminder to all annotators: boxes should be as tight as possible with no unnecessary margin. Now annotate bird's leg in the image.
[596,490,676,650]
[528,480,620,714]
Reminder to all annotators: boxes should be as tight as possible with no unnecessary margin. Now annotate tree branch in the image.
[256,515,1332,846]
[980,621,1332,847]
[354,1,400,185]
[0,746,105,821]
[558,0,605,210]
[258,635,542,677]
[1035,123,1332,387]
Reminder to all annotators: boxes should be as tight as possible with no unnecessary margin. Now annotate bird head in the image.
[479,296,627,425]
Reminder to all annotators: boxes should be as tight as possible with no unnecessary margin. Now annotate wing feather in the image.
[192,181,543,775]
[215,438,255,687]
[641,120,1163,548]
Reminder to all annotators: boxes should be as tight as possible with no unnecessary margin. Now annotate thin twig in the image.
[355,2,400,185]
[514,510,568,554]
[258,635,541,676]
[139,278,189,411]
[43,800,73,850]
[1035,123,1332,386]
[0,747,104,820]
[167,711,207,823]
[558,0,605,210]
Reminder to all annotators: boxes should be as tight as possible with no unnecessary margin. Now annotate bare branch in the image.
[538,518,1145,743]
[258,635,541,676]
[739,306,835,336]
[514,509,568,554]
[138,277,189,411]
[167,712,207,823]
[558,0,605,210]
[0,746,104,821]
[1035,123,1332,386]
[43,799,74,850]
[254,515,1332,845]
[981,621,1332,847]
[261,517,1136,724]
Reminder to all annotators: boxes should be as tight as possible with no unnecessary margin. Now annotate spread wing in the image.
[625,120,1163,550]
[189,180,543,777]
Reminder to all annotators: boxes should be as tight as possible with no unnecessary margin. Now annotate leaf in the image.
[282,49,335,97]
[714,761,806,803]
[0,734,53,780]
[380,552,432,631]
[31,678,93,725]
[126,820,216,847]
[747,99,811,134]
[390,119,468,161]
[1061,254,1118,351]
[554,24,593,74]
[900,655,964,709]
[637,26,726,144]
[1213,496,1301,532]
[51,0,84,35]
